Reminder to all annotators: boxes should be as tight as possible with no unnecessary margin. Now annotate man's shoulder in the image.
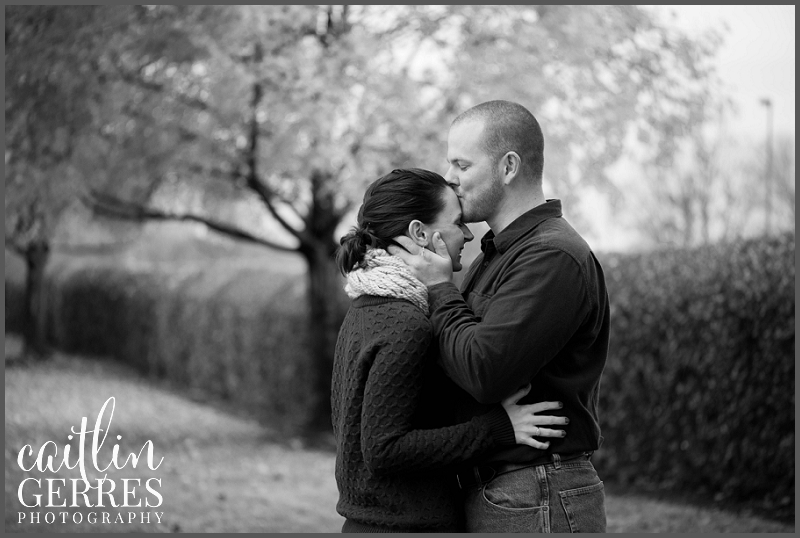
[521,216,594,263]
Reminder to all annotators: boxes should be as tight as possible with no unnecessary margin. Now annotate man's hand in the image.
[388,233,453,286]
[501,384,568,450]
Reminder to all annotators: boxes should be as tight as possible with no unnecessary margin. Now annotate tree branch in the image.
[176,160,244,184]
[242,81,314,247]
[245,171,313,246]
[5,235,28,257]
[254,175,316,226]
[85,190,298,253]
[277,189,309,224]
[108,51,225,124]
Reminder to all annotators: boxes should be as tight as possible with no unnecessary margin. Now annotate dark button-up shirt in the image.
[427,199,610,464]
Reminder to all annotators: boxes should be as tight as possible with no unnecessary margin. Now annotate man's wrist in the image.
[423,277,451,287]
[427,280,455,291]
[427,281,460,310]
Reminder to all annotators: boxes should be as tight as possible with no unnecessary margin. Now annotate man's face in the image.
[444,118,504,224]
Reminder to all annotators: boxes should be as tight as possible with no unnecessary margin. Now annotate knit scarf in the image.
[344,248,429,313]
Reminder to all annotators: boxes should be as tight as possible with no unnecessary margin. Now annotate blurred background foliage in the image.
[597,232,794,516]
[4,4,795,516]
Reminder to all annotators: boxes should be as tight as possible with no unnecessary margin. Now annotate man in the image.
[390,100,609,532]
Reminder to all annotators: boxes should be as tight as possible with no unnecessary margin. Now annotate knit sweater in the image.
[331,295,516,532]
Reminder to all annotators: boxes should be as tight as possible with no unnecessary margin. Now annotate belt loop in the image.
[553,453,561,469]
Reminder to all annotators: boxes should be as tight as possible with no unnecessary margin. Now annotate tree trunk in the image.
[302,243,348,436]
[22,241,51,358]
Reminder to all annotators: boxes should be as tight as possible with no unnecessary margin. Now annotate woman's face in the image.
[423,188,474,272]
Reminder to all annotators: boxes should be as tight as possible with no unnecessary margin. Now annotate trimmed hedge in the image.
[594,232,795,511]
[42,254,317,434]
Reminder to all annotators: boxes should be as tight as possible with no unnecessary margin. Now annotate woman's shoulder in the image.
[359,297,431,333]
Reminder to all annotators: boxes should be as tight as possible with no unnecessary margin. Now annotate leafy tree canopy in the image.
[6,5,722,251]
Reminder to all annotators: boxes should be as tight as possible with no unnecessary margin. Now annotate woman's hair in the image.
[336,168,450,275]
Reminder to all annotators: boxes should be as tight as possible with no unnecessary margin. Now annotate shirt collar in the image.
[480,199,563,254]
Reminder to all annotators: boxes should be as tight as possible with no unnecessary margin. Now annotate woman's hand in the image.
[501,384,568,449]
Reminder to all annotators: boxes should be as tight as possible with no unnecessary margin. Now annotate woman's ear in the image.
[406,220,429,247]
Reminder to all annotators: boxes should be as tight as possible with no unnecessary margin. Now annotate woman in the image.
[331,168,567,533]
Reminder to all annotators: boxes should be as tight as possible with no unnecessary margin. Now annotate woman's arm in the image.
[360,315,565,477]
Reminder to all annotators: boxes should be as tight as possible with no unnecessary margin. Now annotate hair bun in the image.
[356,226,376,248]
[336,226,372,275]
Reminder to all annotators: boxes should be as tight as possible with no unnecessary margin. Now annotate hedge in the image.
[594,232,794,511]
[41,253,317,435]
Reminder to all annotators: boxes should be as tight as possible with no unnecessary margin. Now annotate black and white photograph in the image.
[5,4,795,533]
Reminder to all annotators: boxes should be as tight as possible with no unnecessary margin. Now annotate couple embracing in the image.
[331,100,609,533]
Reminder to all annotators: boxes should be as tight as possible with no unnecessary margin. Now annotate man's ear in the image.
[501,151,521,185]
[406,220,429,247]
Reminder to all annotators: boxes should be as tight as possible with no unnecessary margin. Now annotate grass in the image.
[4,335,795,534]
[5,337,342,533]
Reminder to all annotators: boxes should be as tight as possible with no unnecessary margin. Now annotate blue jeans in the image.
[464,455,606,533]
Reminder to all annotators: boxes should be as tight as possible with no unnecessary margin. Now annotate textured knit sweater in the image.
[331,295,516,532]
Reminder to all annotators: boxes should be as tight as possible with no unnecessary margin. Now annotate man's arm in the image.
[390,233,590,404]
[428,246,590,403]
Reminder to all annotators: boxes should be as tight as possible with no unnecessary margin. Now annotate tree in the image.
[86,5,443,433]
[634,115,734,248]
[632,123,795,249]
[7,5,721,432]
[5,6,138,356]
[621,13,795,249]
